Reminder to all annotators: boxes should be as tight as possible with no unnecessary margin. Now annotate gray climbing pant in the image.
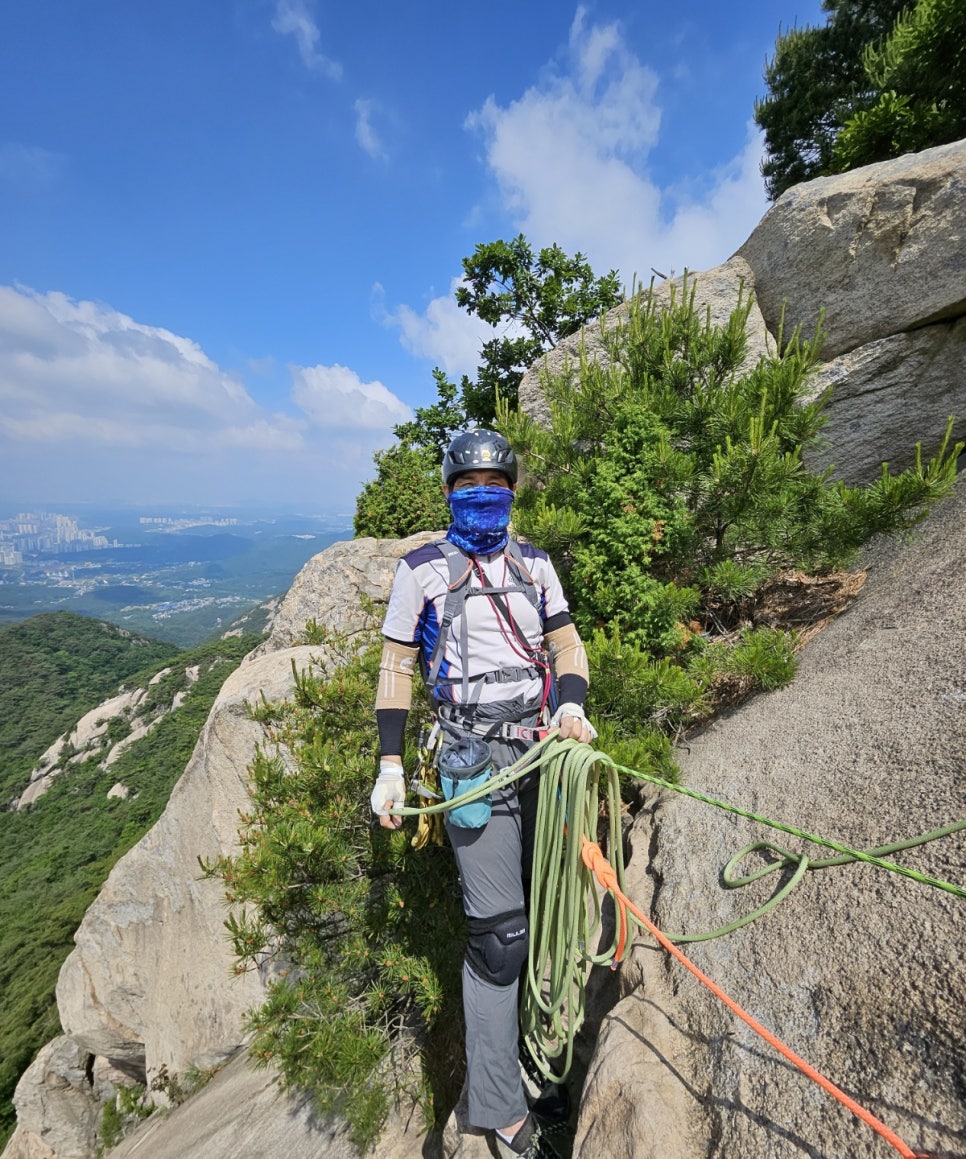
[444,734,539,1131]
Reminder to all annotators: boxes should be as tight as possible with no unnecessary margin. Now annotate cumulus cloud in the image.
[464,6,770,282]
[354,99,387,161]
[0,285,408,507]
[272,0,342,79]
[0,287,292,448]
[290,362,411,430]
[373,279,496,380]
[387,7,770,374]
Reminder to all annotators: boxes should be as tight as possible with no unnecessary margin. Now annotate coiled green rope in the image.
[392,735,966,1079]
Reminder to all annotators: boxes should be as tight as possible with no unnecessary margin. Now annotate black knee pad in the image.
[465,909,529,986]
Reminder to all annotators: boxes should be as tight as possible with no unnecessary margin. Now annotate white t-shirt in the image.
[382,539,570,708]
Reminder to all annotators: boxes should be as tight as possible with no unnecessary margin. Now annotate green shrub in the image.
[353,444,449,539]
[99,1082,151,1152]
[502,278,961,656]
[213,626,465,1151]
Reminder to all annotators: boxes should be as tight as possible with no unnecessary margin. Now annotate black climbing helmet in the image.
[441,429,518,487]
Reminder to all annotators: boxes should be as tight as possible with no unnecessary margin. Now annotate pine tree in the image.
[500,277,961,653]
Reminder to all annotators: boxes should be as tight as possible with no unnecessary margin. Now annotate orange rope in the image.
[580,837,930,1159]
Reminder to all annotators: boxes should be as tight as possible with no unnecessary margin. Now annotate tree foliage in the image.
[454,236,622,424]
[352,441,450,539]
[354,237,621,538]
[500,277,961,656]
[754,0,911,199]
[831,0,966,170]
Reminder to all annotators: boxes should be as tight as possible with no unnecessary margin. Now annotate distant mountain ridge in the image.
[0,613,177,807]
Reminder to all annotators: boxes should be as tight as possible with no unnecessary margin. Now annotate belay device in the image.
[438,736,494,829]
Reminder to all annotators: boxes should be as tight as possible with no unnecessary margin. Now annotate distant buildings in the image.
[139,515,238,529]
[0,512,114,559]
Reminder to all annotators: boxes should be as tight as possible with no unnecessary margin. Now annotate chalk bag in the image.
[438,736,494,829]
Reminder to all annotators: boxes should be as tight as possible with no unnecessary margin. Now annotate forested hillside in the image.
[0,615,259,1148]
[0,613,177,807]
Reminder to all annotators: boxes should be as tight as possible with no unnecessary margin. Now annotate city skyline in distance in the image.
[0,502,354,646]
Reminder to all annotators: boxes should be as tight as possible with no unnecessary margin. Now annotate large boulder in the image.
[520,140,966,485]
[4,1039,100,1159]
[257,530,440,653]
[803,316,966,482]
[576,475,966,1158]
[54,646,321,1081]
[738,138,966,361]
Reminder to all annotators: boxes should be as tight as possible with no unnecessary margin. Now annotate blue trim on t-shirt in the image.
[417,596,454,701]
[404,541,446,569]
[516,540,549,564]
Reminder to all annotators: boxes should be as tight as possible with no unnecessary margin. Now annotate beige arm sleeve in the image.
[544,622,589,681]
[375,639,419,711]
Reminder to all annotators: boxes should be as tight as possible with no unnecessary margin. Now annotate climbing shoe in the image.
[493,1113,558,1158]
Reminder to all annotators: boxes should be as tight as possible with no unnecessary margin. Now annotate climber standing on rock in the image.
[370,429,595,1159]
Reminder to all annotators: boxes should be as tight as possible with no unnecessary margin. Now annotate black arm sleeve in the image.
[542,610,573,634]
[557,673,588,706]
[377,708,407,757]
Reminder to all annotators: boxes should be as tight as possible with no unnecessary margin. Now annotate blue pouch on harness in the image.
[438,737,494,829]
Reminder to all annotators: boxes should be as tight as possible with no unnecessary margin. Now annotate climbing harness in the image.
[423,539,555,733]
[390,736,964,1159]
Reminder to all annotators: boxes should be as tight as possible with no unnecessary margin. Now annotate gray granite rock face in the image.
[256,530,441,653]
[5,1038,99,1159]
[803,315,966,482]
[54,647,322,1080]
[577,475,966,1159]
[519,256,773,430]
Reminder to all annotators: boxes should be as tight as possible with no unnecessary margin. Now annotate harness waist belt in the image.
[434,664,542,689]
[437,700,547,742]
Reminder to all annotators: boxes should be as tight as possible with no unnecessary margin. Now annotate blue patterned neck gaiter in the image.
[446,486,514,555]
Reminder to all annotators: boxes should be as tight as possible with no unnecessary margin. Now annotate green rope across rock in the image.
[391,735,966,1080]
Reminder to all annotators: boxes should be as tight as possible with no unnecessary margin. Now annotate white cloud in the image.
[290,362,411,430]
[0,285,408,507]
[0,287,289,446]
[384,7,772,375]
[354,99,387,161]
[464,6,770,282]
[374,277,495,378]
[272,0,342,79]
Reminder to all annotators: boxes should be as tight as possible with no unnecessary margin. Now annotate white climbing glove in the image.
[370,761,406,817]
[549,702,598,741]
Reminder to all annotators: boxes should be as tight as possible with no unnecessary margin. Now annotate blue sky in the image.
[0,0,825,514]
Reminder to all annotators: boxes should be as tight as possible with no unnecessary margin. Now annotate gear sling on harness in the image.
[422,540,554,744]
